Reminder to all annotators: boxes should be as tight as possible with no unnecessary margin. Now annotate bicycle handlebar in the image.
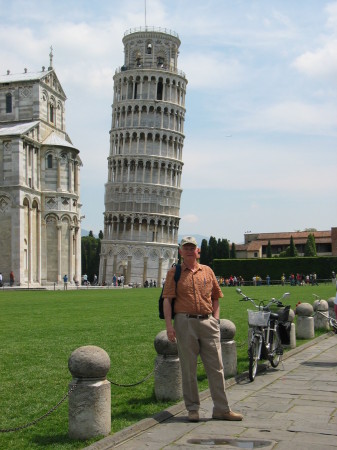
[236,288,289,309]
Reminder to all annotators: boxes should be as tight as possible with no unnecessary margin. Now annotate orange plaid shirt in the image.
[163,263,223,315]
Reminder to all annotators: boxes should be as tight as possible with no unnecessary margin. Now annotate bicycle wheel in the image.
[269,327,282,368]
[330,317,337,333]
[248,335,260,381]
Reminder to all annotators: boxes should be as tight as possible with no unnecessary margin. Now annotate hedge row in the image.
[213,256,337,281]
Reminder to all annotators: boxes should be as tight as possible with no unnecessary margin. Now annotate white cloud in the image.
[293,39,337,79]
[243,100,337,134]
[181,214,199,224]
[325,1,337,30]
[182,52,244,90]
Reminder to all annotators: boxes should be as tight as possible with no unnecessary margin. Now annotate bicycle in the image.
[236,288,291,381]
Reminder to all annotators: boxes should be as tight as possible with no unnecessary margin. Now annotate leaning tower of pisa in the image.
[99,27,187,286]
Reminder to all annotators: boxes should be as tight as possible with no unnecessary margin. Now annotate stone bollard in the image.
[68,346,111,440]
[154,330,182,401]
[296,303,314,339]
[219,319,237,378]
[327,297,335,319]
[313,299,330,330]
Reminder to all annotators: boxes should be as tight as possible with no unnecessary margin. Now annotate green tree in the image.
[280,236,298,258]
[230,242,236,259]
[81,234,101,282]
[208,236,217,265]
[217,239,230,259]
[200,239,209,265]
[304,233,317,256]
[266,240,272,258]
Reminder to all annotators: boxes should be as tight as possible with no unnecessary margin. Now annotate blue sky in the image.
[1,0,337,243]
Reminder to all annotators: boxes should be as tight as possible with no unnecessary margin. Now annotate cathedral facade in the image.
[99,27,187,286]
[0,53,82,286]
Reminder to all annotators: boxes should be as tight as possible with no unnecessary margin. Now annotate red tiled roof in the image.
[255,231,330,240]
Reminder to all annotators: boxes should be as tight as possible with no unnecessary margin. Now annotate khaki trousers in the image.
[174,313,230,414]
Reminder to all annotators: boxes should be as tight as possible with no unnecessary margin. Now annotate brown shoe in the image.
[212,410,243,421]
[188,410,199,422]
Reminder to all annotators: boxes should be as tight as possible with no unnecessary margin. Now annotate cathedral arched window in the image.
[50,104,54,123]
[6,93,12,113]
[47,154,53,169]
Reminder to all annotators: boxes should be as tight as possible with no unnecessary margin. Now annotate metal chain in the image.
[0,383,78,433]
[314,310,337,332]
[108,369,155,387]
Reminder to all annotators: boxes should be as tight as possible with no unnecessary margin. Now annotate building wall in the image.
[0,67,81,286]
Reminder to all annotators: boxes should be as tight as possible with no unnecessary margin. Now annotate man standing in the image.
[163,236,243,423]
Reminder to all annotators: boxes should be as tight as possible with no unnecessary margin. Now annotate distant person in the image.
[10,271,14,287]
[63,274,68,290]
[0,272,2,287]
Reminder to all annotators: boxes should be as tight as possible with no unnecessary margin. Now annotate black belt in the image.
[186,314,211,320]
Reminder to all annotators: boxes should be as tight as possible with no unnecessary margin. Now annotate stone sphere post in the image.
[219,319,237,378]
[68,346,111,440]
[154,330,182,401]
[313,299,330,330]
[296,303,314,339]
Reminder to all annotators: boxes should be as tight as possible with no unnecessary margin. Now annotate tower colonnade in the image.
[108,158,183,187]
[110,129,184,158]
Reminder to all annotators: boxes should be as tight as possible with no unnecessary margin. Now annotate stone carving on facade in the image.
[19,86,32,98]
[46,197,57,209]
[0,195,10,213]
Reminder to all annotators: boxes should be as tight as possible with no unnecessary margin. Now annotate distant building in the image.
[99,27,187,286]
[236,228,337,258]
[0,51,82,286]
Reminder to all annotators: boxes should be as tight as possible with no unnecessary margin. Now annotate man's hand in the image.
[166,324,176,342]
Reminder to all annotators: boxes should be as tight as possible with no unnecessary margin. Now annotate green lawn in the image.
[0,283,335,449]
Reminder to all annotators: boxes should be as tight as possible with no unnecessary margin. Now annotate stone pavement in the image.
[86,333,337,450]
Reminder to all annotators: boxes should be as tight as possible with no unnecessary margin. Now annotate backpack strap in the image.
[173,263,181,296]
[174,263,181,285]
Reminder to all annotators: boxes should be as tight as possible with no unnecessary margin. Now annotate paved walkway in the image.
[86,333,337,450]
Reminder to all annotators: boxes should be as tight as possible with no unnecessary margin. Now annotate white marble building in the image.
[0,51,82,286]
[99,27,187,286]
